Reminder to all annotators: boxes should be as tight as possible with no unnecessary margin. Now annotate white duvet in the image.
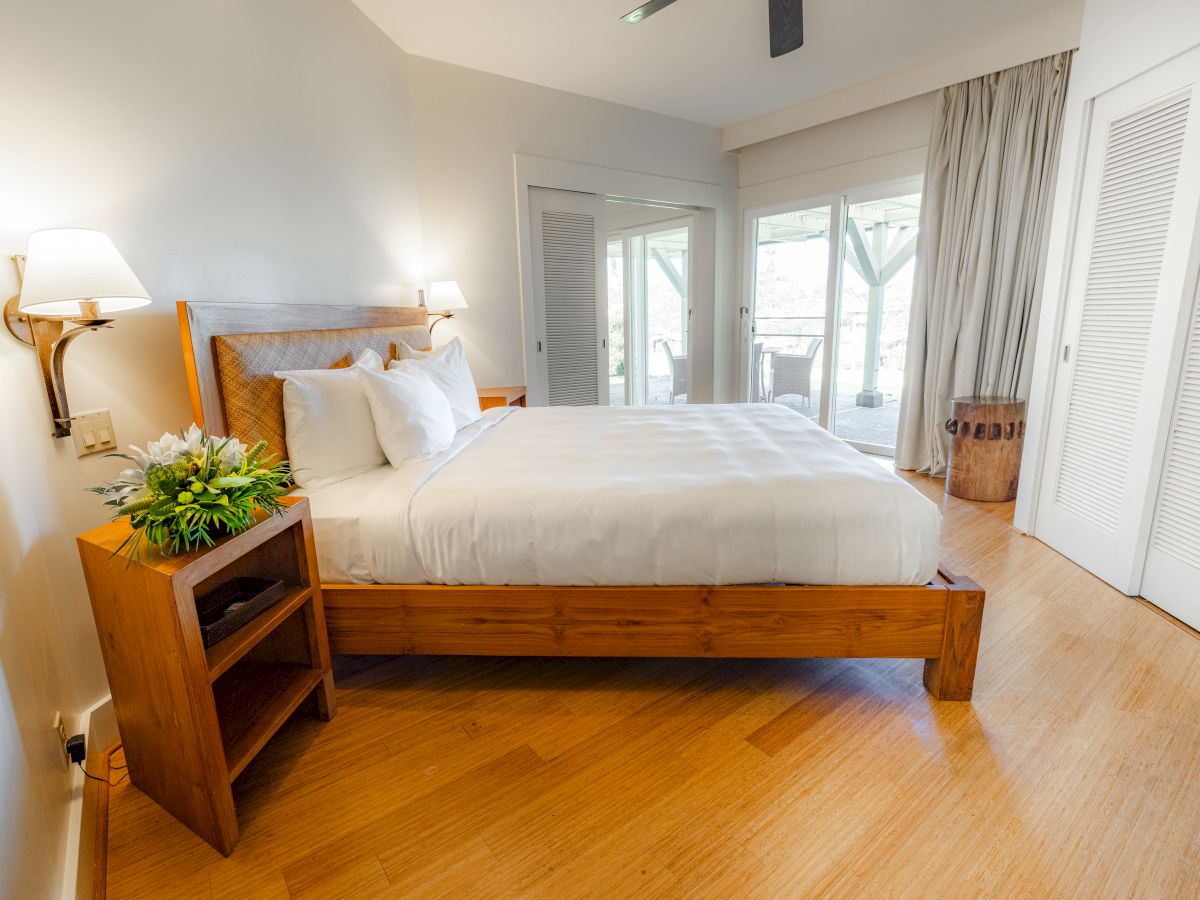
[297,404,941,586]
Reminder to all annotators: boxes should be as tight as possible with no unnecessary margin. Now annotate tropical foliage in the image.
[89,424,291,560]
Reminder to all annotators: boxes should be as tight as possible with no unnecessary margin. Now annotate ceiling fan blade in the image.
[620,0,680,24]
[769,0,804,57]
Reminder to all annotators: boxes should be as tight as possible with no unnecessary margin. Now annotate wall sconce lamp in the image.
[416,280,468,332]
[3,229,151,438]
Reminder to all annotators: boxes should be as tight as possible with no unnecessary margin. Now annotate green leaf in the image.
[209,475,252,488]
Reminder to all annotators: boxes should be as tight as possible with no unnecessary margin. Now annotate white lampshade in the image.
[19,229,151,316]
[428,280,468,312]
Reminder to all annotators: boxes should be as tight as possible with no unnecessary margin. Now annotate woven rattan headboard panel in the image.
[177,302,430,461]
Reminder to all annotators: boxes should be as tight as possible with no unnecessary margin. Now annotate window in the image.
[745,183,921,455]
[608,218,691,405]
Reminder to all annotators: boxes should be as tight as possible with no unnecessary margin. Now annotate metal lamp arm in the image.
[45,320,112,436]
[4,254,114,437]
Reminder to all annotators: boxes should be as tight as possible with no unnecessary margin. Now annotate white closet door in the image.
[1141,273,1200,628]
[528,187,608,406]
[1036,48,1200,593]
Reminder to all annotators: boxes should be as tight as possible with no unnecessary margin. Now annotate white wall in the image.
[1014,0,1200,531]
[731,94,935,401]
[0,375,84,899]
[737,92,936,211]
[0,4,742,891]
[0,1,425,896]
[723,3,1082,150]
[405,56,738,401]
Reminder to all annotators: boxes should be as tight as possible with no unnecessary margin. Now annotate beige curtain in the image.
[895,52,1072,475]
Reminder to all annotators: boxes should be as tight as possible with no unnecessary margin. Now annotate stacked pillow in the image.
[275,338,482,488]
[388,337,481,430]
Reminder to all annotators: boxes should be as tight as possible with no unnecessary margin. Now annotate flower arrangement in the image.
[89,424,291,560]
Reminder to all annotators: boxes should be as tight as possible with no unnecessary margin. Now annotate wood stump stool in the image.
[945,396,1026,502]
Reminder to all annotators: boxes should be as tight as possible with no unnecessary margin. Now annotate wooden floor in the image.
[105,471,1200,899]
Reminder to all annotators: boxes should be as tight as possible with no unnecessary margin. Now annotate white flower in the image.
[128,434,179,469]
[128,424,206,470]
[216,436,248,470]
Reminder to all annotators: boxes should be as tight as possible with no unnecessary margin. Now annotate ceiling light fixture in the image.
[620,0,804,58]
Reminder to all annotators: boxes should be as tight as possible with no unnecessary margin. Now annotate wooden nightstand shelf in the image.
[76,497,334,855]
[477,384,527,410]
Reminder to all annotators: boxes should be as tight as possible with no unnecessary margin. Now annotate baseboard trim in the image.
[63,696,118,900]
[80,743,117,900]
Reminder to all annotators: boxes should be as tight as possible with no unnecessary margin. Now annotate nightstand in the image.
[76,497,334,856]
[477,385,527,410]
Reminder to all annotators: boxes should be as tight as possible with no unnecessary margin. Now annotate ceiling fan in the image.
[620,0,804,58]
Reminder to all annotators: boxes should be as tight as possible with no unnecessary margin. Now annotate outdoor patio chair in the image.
[751,340,765,401]
[770,337,822,406]
[659,340,687,403]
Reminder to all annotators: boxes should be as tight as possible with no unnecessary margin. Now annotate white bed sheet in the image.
[297,404,941,586]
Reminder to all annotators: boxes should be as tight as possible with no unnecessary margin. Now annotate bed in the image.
[178,301,985,700]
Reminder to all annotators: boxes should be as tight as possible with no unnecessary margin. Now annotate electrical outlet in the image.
[71,409,117,458]
[52,711,68,769]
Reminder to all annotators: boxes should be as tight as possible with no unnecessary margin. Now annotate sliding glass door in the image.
[832,192,920,451]
[745,182,921,454]
[608,218,691,405]
[746,204,834,425]
[606,238,627,405]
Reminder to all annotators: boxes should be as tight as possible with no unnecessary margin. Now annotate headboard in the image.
[177,301,430,461]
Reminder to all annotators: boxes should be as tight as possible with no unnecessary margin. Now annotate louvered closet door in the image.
[528,188,608,406]
[1036,47,1200,593]
[1141,273,1200,629]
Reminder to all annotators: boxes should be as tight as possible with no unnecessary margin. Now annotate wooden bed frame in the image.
[178,301,985,700]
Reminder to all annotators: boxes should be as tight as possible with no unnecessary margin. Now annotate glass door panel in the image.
[645,226,689,405]
[830,193,920,452]
[606,238,626,405]
[750,205,832,426]
[606,219,690,405]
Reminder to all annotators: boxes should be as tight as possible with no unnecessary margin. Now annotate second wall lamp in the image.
[3,229,151,438]
[417,280,468,332]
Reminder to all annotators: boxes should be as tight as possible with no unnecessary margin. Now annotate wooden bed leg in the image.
[923,574,985,701]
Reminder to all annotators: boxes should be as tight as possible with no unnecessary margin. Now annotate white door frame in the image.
[609,214,695,405]
[738,175,922,454]
[837,176,923,456]
[515,155,723,406]
[740,192,842,429]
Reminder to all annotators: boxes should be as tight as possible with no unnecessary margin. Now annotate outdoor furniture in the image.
[770,337,822,406]
[659,340,687,403]
[751,341,765,401]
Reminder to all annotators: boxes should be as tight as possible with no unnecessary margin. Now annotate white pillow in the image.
[359,366,456,465]
[394,341,433,360]
[276,349,385,488]
[387,338,481,430]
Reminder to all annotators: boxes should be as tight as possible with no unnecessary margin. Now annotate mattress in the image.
[296,404,942,586]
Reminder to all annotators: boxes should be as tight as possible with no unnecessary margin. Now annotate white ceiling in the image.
[351,0,1082,128]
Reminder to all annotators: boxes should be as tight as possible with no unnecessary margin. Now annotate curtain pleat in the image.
[895,52,1072,475]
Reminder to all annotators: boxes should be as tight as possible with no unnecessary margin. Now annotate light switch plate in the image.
[71,409,117,458]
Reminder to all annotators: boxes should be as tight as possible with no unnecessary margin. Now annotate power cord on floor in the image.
[76,760,129,787]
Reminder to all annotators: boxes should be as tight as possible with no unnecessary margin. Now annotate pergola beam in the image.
[650,247,687,298]
[846,219,881,285]
[880,229,918,283]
